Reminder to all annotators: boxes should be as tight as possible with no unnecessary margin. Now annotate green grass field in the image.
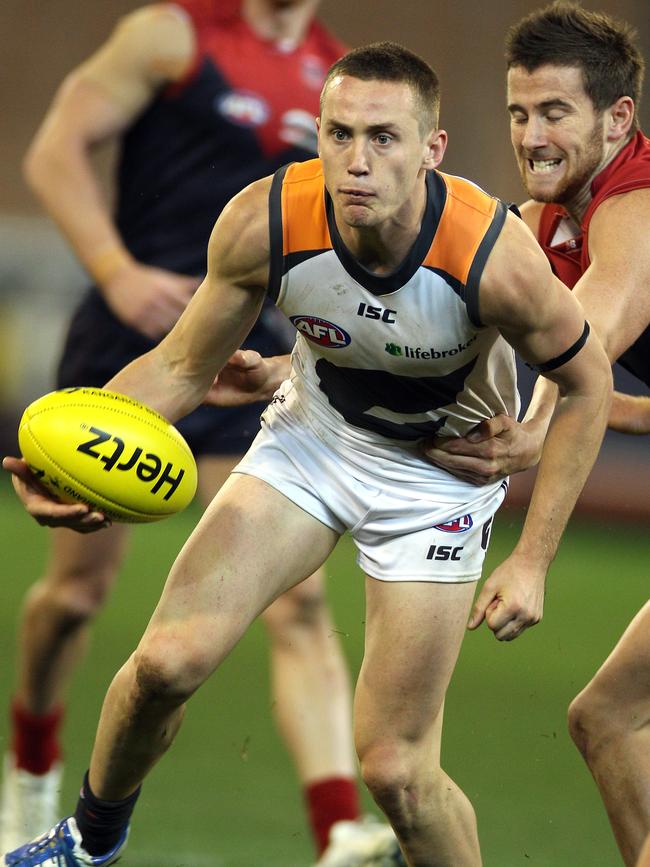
[0,474,647,866]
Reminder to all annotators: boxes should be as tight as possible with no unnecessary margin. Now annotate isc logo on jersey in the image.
[291,315,350,348]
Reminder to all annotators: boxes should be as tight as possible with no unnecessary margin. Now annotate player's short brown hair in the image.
[321,41,440,135]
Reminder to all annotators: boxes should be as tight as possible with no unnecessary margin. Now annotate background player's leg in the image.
[355,576,480,867]
[198,455,361,857]
[0,524,130,851]
[568,601,650,867]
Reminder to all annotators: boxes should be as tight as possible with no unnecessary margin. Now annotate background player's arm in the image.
[468,213,612,641]
[4,179,273,526]
[22,5,201,338]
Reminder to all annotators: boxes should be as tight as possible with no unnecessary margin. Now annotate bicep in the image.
[159,181,273,378]
[481,213,589,371]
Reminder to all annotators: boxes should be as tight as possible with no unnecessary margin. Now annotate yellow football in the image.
[18,387,198,523]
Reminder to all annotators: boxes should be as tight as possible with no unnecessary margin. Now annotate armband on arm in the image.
[525,321,591,373]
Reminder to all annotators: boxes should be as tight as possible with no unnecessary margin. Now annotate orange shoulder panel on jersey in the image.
[424,172,500,283]
[281,159,333,255]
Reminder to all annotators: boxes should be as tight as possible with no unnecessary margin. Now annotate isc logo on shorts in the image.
[291,315,350,348]
[434,514,473,533]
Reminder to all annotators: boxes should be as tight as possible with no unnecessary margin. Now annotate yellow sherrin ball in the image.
[18,387,198,523]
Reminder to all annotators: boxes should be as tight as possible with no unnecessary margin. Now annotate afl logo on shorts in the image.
[434,515,473,533]
[215,90,269,127]
[291,316,350,348]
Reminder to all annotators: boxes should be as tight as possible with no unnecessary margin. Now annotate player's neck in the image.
[563,134,633,224]
[241,0,320,49]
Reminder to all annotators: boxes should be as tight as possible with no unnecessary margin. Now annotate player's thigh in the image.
[44,523,130,593]
[195,453,241,505]
[584,601,650,709]
[143,473,339,667]
[356,577,476,750]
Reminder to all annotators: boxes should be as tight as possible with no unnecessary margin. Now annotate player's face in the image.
[318,75,443,229]
[508,64,607,205]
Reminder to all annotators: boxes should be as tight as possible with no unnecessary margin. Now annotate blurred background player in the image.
[426,4,650,864]
[1,2,401,863]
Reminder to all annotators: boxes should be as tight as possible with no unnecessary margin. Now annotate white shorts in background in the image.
[233,397,508,584]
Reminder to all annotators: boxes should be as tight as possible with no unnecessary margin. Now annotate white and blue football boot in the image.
[4,817,127,866]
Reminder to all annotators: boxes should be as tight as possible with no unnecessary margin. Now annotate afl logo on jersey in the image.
[434,515,473,533]
[215,90,269,128]
[291,316,350,348]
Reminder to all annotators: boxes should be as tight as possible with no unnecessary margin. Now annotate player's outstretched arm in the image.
[468,213,612,641]
[608,392,650,434]
[5,178,273,531]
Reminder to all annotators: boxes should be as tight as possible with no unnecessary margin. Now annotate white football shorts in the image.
[233,392,508,583]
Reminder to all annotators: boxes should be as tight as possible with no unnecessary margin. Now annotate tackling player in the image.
[426,4,650,864]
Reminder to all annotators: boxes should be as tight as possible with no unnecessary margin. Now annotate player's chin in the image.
[341,204,377,227]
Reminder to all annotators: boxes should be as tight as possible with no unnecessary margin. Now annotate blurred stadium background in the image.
[0,1,648,864]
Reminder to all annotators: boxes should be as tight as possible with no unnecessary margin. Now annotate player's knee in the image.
[25,566,114,629]
[358,738,420,813]
[568,683,619,758]
[133,634,213,702]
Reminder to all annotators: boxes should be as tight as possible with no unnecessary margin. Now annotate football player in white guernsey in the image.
[4,42,611,867]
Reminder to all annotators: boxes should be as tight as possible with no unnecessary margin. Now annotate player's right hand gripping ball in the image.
[18,387,198,523]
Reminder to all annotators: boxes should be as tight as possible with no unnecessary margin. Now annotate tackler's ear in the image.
[606,96,635,142]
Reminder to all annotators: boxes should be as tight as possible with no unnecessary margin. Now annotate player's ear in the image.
[423,128,447,170]
[316,116,322,156]
[606,96,635,141]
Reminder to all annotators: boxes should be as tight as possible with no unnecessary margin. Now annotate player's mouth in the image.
[340,187,374,202]
[527,157,563,174]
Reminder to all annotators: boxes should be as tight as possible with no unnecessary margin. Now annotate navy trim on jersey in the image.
[324,171,447,296]
[526,321,591,373]
[425,267,465,301]
[285,249,331,271]
[464,199,509,328]
[267,164,290,302]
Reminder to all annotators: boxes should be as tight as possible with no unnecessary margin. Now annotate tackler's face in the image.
[507,63,607,206]
[317,75,443,229]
